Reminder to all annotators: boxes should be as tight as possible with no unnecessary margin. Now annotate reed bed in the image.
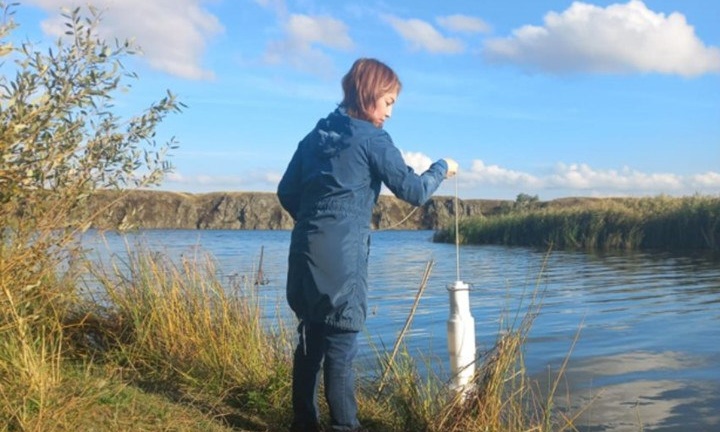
[436,195,720,251]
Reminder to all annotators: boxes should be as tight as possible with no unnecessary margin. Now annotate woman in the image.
[277,58,458,432]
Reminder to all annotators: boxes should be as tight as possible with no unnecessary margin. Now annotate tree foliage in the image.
[0,2,182,331]
[1,4,181,209]
[498,192,540,214]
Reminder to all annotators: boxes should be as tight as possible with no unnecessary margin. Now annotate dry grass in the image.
[77,242,296,430]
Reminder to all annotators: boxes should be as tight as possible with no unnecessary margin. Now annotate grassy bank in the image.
[0,243,581,431]
[435,195,720,251]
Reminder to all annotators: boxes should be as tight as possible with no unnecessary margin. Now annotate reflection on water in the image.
[81,229,720,432]
[571,378,718,432]
[541,351,720,431]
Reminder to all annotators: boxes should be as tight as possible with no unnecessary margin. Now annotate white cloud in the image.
[401,150,433,173]
[253,0,287,18]
[166,170,280,192]
[466,160,541,187]
[483,0,720,76]
[385,152,719,197]
[27,0,223,80]
[262,14,353,75]
[286,15,353,51]
[384,16,464,54]
[691,171,720,187]
[455,159,719,198]
[547,163,684,190]
[436,15,491,34]
[166,156,720,199]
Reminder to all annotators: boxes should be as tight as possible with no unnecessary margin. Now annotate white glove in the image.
[444,158,458,178]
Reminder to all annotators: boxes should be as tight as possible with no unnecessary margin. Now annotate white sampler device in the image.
[447,280,476,394]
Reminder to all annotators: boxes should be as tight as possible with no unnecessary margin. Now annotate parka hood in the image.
[313,108,353,159]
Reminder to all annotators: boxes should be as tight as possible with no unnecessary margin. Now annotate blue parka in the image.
[277,107,448,331]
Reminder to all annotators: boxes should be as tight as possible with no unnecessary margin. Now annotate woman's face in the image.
[369,91,398,128]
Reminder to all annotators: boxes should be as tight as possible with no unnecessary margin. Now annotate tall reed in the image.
[438,195,720,251]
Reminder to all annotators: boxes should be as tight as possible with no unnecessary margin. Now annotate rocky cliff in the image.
[85,190,508,230]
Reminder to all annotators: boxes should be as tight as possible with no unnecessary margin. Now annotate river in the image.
[82,229,720,432]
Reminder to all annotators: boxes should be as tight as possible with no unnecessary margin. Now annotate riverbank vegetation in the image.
[435,194,720,251]
[3,239,578,431]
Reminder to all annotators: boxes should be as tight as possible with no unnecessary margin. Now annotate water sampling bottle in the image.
[447,280,476,395]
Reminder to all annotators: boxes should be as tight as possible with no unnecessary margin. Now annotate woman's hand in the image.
[444,158,459,178]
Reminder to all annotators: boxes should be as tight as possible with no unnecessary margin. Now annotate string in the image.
[454,172,460,282]
[377,206,419,231]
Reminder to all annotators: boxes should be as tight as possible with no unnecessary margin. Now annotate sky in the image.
[6,0,720,200]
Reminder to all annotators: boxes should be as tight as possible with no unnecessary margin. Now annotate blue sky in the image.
[8,0,720,200]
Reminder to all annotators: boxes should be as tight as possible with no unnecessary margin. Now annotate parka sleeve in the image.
[367,132,448,207]
[277,146,303,220]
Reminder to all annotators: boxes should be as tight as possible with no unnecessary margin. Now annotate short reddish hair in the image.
[341,58,402,122]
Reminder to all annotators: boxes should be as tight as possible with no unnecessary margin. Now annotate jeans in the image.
[292,321,360,431]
